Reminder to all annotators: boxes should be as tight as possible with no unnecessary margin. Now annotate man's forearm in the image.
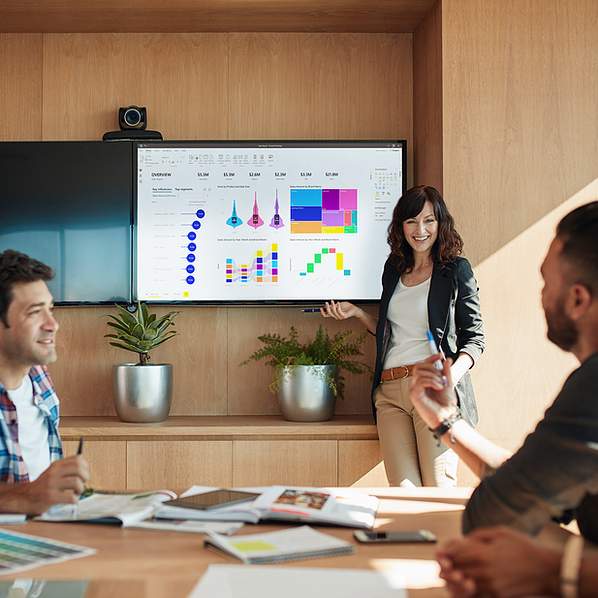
[0,483,38,515]
[437,418,512,480]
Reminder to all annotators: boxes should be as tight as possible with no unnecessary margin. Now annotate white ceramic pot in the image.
[113,363,173,423]
[277,365,338,422]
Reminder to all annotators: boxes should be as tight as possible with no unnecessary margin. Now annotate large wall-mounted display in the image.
[0,140,405,305]
[136,140,406,303]
[0,141,133,305]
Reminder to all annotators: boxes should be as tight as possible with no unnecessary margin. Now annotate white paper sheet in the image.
[188,564,407,598]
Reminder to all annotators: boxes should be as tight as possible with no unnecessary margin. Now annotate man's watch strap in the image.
[430,409,462,445]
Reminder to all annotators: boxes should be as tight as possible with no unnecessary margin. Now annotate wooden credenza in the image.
[60,415,389,492]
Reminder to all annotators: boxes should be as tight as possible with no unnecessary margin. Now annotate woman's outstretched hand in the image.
[320,300,359,320]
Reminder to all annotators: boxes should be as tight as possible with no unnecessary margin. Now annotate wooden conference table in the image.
[0,487,570,598]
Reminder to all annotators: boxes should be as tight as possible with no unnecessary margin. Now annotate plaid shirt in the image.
[0,366,63,483]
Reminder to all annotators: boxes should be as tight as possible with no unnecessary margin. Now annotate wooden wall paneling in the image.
[143,306,229,416]
[0,1,437,35]
[0,34,43,141]
[41,33,230,141]
[228,34,414,180]
[232,440,337,486]
[338,440,389,487]
[50,305,229,417]
[50,307,119,416]
[228,306,377,416]
[413,0,442,191]
[441,0,598,448]
[62,440,127,491]
[126,440,233,490]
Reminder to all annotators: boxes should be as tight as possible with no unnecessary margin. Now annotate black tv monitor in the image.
[135,140,406,304]
[0,141,133,304]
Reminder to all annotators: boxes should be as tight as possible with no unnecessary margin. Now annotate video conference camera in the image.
[103,106,162,141]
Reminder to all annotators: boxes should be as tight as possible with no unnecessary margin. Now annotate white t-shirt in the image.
[7,376,51,481]
[382,277,432,369]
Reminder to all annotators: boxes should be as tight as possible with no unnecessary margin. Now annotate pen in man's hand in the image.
[77,437,84,455]
[302,308,322,312]
[426,330,447,384]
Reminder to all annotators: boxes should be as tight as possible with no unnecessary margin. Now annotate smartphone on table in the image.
[353,530,437,543]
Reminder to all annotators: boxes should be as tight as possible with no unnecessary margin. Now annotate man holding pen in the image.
[409,202,598,595]
[0,249,89,515]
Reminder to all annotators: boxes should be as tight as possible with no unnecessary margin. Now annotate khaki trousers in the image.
[374,377,458,488]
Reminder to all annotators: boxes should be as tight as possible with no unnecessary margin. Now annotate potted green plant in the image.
[105,302,180,423]
[241,325,372,421]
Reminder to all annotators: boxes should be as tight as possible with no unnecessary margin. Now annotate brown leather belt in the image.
[381,364,415,381]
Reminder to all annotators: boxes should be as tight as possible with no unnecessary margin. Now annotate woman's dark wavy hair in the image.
[387,185,463,273]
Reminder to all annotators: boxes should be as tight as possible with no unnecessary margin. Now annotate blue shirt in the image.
[0,366,63,483]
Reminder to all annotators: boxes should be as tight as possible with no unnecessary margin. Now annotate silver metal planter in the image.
[277,365,338,422]
[113,363,173,423]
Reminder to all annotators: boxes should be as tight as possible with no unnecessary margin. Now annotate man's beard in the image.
[545,295,578,352]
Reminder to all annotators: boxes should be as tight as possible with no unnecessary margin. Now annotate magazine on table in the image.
[155,486,378,529]
[36,490,177,526]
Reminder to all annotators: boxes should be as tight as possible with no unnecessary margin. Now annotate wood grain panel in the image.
[59,415,379,440]
[232,440,337,486]
[62,439,127,491]
[441,0,598,449]
[338,440,389,487]
[0,34,43,140]
[229,33,414,184]
[413,0,442,190]
[0,1,437,34]
[127,440,232,489]
[50,305,228,417]
[228,306,378,416]
[42,34,229,141]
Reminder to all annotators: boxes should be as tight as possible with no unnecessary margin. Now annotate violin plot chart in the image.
[270,191,285,230]
[248,193,265,230]
[226,200,243,229]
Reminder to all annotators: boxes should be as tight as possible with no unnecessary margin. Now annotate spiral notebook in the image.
[204,525,355,565]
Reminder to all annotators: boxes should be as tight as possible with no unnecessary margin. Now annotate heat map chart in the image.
[226,244,279,283]
[290,189,357,234]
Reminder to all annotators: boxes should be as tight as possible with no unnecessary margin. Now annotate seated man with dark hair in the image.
[409,201,598,596]
[0,249,88,515]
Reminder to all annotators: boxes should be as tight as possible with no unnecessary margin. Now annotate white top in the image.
[7,376,51,481]
[383,277,432,369]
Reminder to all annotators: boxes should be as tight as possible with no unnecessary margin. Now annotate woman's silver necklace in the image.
[406,263,432,285]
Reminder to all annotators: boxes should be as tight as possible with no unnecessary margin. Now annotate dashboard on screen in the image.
[135,140,406,303]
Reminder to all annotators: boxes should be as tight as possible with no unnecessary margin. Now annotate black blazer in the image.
[371,256,485,427]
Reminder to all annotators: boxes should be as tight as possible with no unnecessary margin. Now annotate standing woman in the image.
[322,185,484,487]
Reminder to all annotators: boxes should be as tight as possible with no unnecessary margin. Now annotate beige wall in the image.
[0,32,413,418]
[440,0,598,483]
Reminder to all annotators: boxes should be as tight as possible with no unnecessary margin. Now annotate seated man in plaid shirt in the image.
[0,249,88,515]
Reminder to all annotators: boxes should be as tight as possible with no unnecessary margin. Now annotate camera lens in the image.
[124,108,141,127]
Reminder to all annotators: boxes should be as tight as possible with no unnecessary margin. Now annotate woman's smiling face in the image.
[402,200,439,257]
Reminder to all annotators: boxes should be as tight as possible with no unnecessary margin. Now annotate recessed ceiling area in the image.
[0,0,437,34]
